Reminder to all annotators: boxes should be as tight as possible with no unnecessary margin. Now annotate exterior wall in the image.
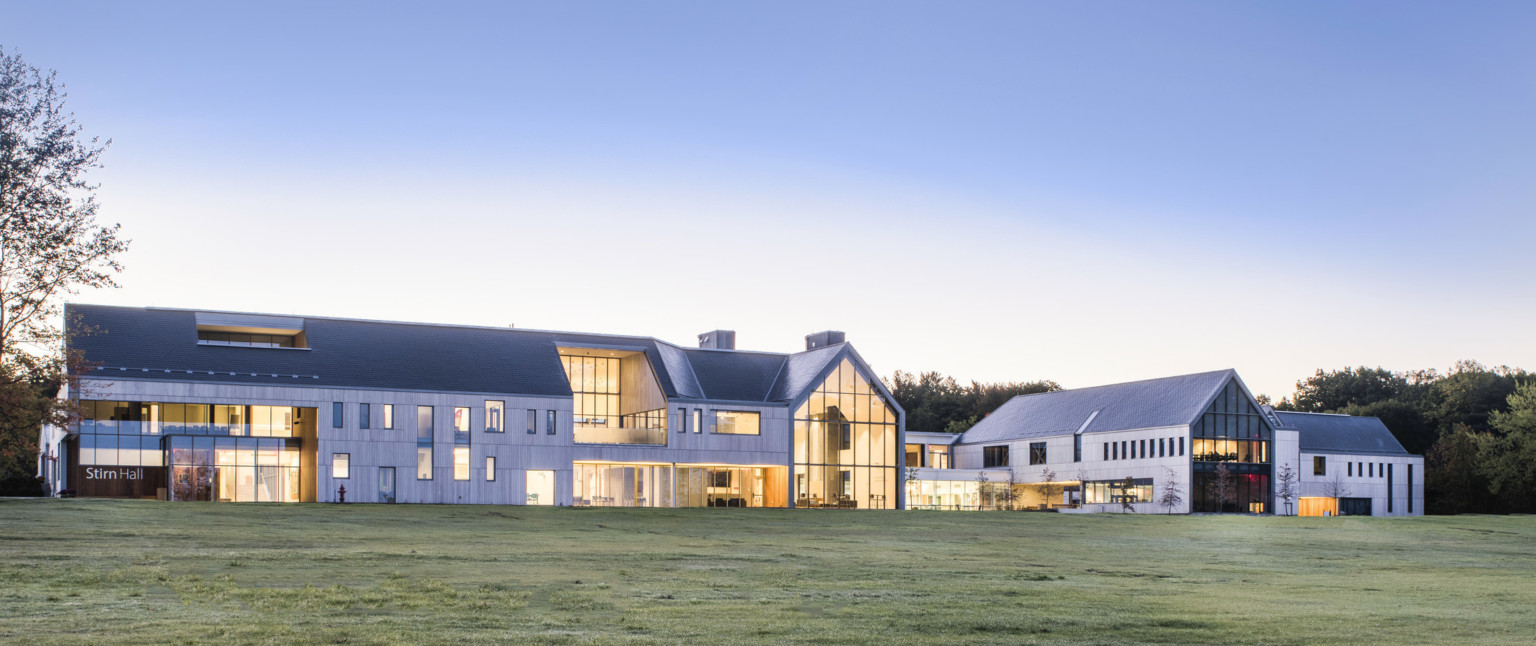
[78,378,793,506]
[1271,429,1301,515]
[1298,451,1424,517]
[954,425,1193,514]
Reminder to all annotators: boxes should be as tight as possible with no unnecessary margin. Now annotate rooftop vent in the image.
[805,330,845,351]
[698,330,736,350]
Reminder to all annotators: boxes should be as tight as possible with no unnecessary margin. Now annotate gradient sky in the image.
[4,2,1534,400]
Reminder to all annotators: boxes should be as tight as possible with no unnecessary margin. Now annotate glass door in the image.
[378,467,396,503]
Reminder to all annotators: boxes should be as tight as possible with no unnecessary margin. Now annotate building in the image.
[48,304,904,508]
[902,370,1425,516]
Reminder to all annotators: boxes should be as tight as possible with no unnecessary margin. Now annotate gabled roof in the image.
[765,343,846,403]
[66,304,839,404]
[1273,411,1412,456]
[959,369,1239,444]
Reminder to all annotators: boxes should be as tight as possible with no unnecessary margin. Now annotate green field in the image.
[1,500,1532,644]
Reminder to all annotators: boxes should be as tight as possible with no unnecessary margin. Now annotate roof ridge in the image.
[1001,368,1235,403]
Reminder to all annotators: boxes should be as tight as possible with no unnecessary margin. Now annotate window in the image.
[1103,443,1109,461]
[1387,464,1394,513]
[380,404,394,430]
[1159,438,1165,458]
[331,402,343,428]
[485,401,504,433]
[333,453,350,479]
[715,410,760,435]
[1178,437,1184,457]
[417,406,434,480]
[1139,440,1146,459]
[905,444,923,467]
[677,407,687,433]
[692,409,702,434]
[928,446,950,469]
[359,403,370,430]
[453,447,469,481]
[983,446,1009,468]
[1348,462,1353,477]
[547,410,556,435]
[1121,441,1127,460]
[1073,434,1082,463]
[1112,442,1118,460]
[453,407,470,435]
[486,456,496,481]
[196,329,303,348]
[1029,442,1047,465]
[1313,456,1326,476]
[526,409,537,434]
[1407,464,1414,513]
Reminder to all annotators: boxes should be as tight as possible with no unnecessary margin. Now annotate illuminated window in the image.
[380,404,394,430]
[486,401,504,433]
[928,446,950,469]
[453,446,469,481]
[333,453,350,479]
[693,409,702,434]
[417,406,433,480]
[486,456,496,481]
[715,411,760,435]
[791,357,899,509]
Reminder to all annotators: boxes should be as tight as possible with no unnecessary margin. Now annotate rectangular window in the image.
[1159,438,1165,458]
[714,410,761,435]
[1140,439,1147,458]
[453,407,470,435]
[692,409,703,434]
[677,407,687,433]
[359,403,371,430]
[453,446,469,481]
[486,456,496,481]
[485,401,504,433]
[331,402,343,429]
[1029,441,1047,465]
[1073,434,1082,462]
[1103,443,1109,461]
[546,410,556,435]
[1348,462,1353,477]
[527,409,537,434]
[380,404,394,430]
[1314,456,1326,476]
[1112,442,1118,460]
[333,453,350,479]
[983,446,1009,468]
[417,446,432,480]
[1121,441,1128,460]
[1387,464,1394,513]
[1179,437,1185,457]
[417,406,433,441]
[1407,464,1414,513]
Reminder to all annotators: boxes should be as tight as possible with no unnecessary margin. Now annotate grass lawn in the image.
[1,499,1533,644]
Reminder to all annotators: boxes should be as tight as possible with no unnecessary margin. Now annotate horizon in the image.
[7,1,1534,401]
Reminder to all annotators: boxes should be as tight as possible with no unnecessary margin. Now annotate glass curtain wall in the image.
[793,358,899,509]
[573,463,788,508]
[1190,380,1273,513]
[77,401,297,437]
[169,436,301,502]
[561,354,668,445]
[573,463,673,507]
[904,480,1010,510]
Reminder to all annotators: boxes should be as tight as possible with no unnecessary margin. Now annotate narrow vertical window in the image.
[417,405,434,480]
[1348,462,1353,477]
[1073,434,1082,463]
[1103,443,1109,461]
[359,403,370,430]
[1407,464,1414,513]
[527,409,537,434]
[677,407,687,433]
[692,409,702,434]
[1158,438,1165,458]
[333,453,350,479]
[486,456,496,481]
[1178,437,1184,457]
[453,406,470,481]
[546,410,556,435]
[1386,464,1394,513]
[380,404,394,430]
[332,402,343,428]
[1112,442,1118,460]
[485,401,504,433]
[1121,441,1127,460]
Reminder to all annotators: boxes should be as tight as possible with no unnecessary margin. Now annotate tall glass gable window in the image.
[453,407,470,480]
[1191,379,1273,513]
[560,352,667,445]
[793,358,899,509]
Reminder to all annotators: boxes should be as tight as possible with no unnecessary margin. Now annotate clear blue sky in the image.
[4,1,1534,399]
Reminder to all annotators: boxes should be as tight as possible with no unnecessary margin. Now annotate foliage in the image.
[1426,425,1494,515]
[0,48,125,480]
[1205,463,1235,513]
[886,370,1059,434]
[1274,463,1297,515]
[1120,476,1136,513]
[1158,467,1182,514]
[1038,467,1058,511]
[1482,383,1536,514]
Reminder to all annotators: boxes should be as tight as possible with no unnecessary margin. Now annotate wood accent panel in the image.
[620,354,667,416]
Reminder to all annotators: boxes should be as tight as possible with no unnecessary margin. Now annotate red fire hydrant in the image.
[338,485,347,503]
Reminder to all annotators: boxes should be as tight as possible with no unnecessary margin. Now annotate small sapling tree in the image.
[1159,467,1183,514]
[1039,467,1059,511]
[1275,463,1298,516]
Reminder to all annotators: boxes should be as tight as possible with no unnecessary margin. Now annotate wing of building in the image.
[902,370,1424,516]
[48,304,904,509]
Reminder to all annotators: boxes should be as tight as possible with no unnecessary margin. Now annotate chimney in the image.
[805,330,846,351]
[698,330,736,350]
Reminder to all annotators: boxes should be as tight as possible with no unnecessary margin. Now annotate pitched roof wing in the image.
[960,370,1237,444]
[1274,411,1411,456]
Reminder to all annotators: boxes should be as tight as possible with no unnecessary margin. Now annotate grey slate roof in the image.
[1273,411,1411,456]
[765,344,845,402]
[959,370,1239,444]
[66,304,836,404]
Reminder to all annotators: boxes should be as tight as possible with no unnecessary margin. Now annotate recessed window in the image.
[485,401,504,433]
[1314,456,1326,476]
[359,403,370,430]
[1073,434,1082,463]
[417,406,434,480]
[677,407,687,433]
[526,409,537,434]
[453,447,469,481]
[333,453,350,479]
[1348,462,1354,477]
[331,402,343,429]
[546,410,556,435]
[1103,442,1109,461]
[983,446,1009,468]
[714,411,760,435]
[486,456,496,481]
[380,404,394,430]
[1029,441,1047,465]
[1178,437,1184,457]
[692,409,702,434]
[196,329,305,348]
